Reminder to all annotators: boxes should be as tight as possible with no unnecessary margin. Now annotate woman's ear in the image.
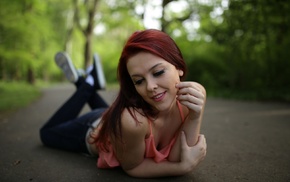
[178,70,184,77]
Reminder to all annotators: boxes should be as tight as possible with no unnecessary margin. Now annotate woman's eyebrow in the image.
[149,63,163,71]
[131,63,163,77]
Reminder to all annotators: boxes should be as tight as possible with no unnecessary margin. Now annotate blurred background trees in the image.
[0,0,289,101]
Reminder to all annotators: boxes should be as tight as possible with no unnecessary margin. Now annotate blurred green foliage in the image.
[173,0,290,101]
[0,0,289,101]
[0,81,40,112]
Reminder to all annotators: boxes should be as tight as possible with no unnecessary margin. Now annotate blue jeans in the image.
[40,78,108,154]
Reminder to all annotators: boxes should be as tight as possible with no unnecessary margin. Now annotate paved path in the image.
[0,84,290,182]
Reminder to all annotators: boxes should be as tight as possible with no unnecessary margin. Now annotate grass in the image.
[0,81,41,113]
[0,80,119,115]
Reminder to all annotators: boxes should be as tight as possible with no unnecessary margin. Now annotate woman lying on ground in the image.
[40,29,207,178]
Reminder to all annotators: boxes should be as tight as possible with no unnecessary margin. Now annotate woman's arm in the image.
[112,108,148,170]
[113,108,206,178]
[125,132,207,178]
[178,81,206,145]
[169,82,206,161]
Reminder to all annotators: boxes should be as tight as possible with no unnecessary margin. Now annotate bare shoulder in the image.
[120,108,149,137]
[113,108,149,170]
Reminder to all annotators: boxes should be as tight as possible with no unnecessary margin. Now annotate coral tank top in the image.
[97,101,185,168]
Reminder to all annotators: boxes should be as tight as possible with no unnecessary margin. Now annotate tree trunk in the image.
[72,0,99,68]
[27,67,35,85]
[84,33,92,68]
[83,0,99,68]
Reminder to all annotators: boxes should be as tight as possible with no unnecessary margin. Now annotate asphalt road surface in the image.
[0,84,289,182]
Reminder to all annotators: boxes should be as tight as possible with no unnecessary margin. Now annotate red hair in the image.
[96,29,187,152]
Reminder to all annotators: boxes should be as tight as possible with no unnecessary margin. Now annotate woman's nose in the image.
[146,78,158,91]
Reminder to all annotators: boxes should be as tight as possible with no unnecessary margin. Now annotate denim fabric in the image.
[40,80,108,154]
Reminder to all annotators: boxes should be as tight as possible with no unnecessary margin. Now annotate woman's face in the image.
[127,52,184,112]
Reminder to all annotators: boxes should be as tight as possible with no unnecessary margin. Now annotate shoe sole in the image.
[55,52,78,83]
[93,53,106,90]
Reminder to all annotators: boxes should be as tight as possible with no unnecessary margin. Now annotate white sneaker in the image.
[92,53,106,90]
[55,52,78,83]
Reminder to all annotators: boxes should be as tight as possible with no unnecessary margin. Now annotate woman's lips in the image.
[152,91,166,102]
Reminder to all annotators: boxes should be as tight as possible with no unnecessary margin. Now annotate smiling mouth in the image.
[152,92,166,101]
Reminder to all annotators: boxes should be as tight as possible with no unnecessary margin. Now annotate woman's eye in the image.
[134,79,144,85]
[153,70,164,77]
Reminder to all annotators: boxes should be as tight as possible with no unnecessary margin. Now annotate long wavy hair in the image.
[96,29,187,152]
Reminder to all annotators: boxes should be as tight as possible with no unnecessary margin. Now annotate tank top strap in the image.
[147,119,153,135]
[177,101,185,122]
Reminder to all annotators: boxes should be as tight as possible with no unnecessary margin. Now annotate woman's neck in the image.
[156,100,179,125]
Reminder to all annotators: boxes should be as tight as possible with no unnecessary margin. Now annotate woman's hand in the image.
[125,132,207,178]
[168,82,206,161]
[176,82,206,120]
[179,132,207,172]
[88,128,98,144]
[87,128,99,155]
